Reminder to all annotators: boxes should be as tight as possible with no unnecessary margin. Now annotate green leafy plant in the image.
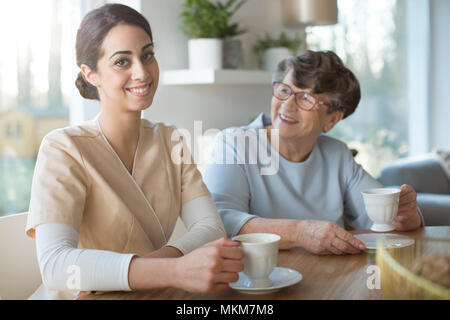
[180,0,248,39]
[253,32,302,67]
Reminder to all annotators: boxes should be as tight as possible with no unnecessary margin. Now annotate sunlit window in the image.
[0,0,83,216]
[306,0,409,177]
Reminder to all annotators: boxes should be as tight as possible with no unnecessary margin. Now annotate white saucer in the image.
[354,233,415,252]
[229,267,302,295]
[370,223,395,232]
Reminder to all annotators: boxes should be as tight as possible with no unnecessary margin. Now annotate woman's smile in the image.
[279,113,299,125]
[126,83,152,98]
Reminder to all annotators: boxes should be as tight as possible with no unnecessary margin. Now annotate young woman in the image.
[26,4,243,300]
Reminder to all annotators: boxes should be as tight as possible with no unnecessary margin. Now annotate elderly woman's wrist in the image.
[294,220,308,248]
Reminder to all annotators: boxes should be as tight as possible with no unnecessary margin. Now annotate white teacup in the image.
[361,188,401,232]
[232,233,280,288]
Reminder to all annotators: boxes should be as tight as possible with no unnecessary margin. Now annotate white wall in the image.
[140,0,301,134]
[430,0,450,150]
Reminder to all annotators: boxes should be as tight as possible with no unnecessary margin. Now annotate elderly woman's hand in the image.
[297,220,366,255]
[392,184,422,231]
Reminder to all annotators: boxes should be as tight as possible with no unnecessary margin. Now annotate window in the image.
[306,0,412,177]
[0,0,83,216]
[5,124,13,139]
[16,123,23,139]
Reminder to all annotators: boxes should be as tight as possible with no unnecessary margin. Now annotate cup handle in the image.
[235,240,243,248]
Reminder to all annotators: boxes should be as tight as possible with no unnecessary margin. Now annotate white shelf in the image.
[162,69,272,86]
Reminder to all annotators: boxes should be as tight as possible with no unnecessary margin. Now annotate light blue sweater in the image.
[203,113,383,237]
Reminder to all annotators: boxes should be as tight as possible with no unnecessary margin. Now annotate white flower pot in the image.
[264,47,292,72]
[188,38,223,70]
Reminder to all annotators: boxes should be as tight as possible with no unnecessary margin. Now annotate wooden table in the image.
[85,226,449,300]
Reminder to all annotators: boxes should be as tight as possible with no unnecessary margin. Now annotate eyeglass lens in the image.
[273,82,315,110]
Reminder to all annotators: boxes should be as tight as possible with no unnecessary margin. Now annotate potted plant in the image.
[215,0,248,69]
[180,0,248,70]
[253,32,302,72]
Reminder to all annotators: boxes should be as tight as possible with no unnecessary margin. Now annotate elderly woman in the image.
[203,50,423,255]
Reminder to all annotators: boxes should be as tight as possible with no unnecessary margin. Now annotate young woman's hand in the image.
[172,238,244,293]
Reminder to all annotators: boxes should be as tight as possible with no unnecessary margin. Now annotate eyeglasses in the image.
[272,81,329,111]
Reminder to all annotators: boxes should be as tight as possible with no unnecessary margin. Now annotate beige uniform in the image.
[26,118,211,299]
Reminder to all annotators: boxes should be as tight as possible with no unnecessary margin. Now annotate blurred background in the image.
[0,0,449,217]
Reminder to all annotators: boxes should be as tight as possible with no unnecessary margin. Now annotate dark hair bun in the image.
[75,72,99,100]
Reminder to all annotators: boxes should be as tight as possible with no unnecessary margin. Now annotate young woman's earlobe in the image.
[81,64,99,87]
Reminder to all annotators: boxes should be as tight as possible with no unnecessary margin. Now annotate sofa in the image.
[378,153,450,226]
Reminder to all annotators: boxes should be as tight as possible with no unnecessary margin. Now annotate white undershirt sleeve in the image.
[167,195,227,255]
[35,223,135,292]
[35,195,224,293]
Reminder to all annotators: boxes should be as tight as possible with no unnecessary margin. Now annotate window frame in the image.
[406,0,431,155]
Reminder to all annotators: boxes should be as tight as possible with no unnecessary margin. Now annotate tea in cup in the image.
[232,233,280,288]
[361,188,401,232]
